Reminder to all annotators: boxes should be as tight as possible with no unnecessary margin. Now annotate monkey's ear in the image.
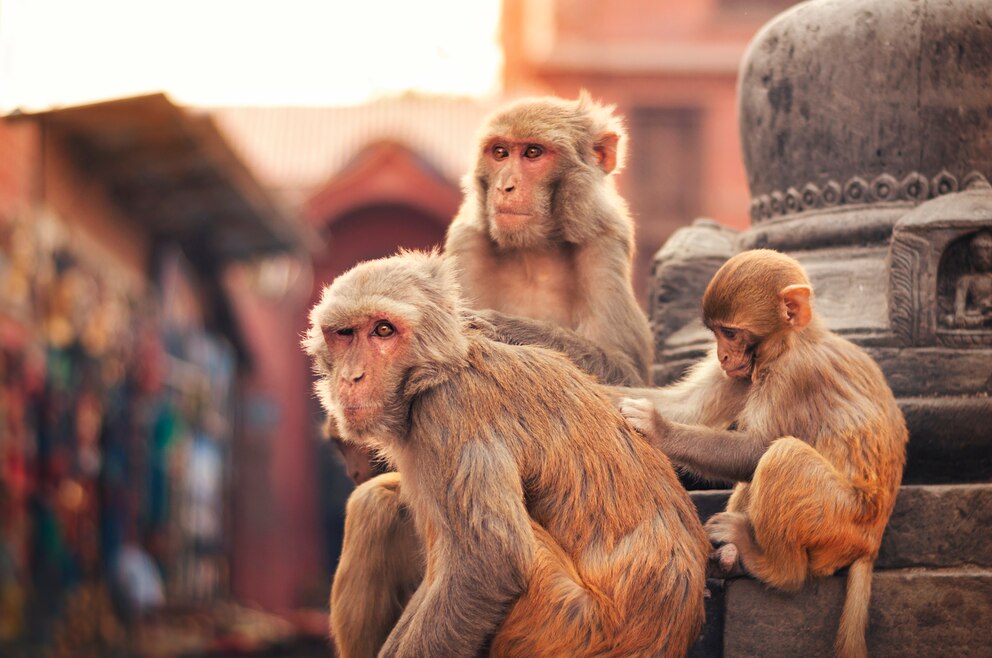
[593,132,620,174]
[779,284,812,330]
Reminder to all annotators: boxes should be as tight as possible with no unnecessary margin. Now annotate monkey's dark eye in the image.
[719,327,737,340]
[524,144,544,159]
[373,321,395,338]
[492,145,509,160]
[336,328,354,337]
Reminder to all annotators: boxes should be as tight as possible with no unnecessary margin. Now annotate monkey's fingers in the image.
[617,397,653,433]
[603,385,629,403]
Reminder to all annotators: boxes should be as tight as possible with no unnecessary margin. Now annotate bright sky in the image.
[0,0,503,111]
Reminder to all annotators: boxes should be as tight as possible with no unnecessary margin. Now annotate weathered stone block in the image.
[899,398,992,484]
[649,218,738,384]
[723,570,992,658]
[878,484,992,569]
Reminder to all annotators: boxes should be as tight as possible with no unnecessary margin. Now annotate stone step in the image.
[689,483,992,569]
[686,483,992,657]
[721,568,992,658]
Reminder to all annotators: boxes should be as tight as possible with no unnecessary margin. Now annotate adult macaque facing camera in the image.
[619,249,907,658]
[447,91,653,388]
[304,251,708,658]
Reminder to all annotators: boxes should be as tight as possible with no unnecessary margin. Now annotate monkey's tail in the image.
[835,556,873,658]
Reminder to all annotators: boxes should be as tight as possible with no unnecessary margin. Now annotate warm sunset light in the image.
[0,0,503,111]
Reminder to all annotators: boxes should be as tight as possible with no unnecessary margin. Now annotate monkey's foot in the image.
[707,543,746,579]
[704,512,747,544]
[704,512,750,578]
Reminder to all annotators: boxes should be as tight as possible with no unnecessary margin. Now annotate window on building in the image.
[626,107,702,228]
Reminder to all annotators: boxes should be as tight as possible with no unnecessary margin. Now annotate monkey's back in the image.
[739,324,908,551]
[413,336,708,655]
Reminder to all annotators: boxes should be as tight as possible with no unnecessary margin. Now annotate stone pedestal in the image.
[651,0,992,654]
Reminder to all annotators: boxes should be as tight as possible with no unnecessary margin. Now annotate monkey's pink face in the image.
[322,315,410,436]
[483,138,557,235]
[713,326,757,380]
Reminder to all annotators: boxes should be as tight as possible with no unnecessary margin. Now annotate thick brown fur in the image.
[619,249,907,658]
[305,251,708,658]
[326,94,655,657]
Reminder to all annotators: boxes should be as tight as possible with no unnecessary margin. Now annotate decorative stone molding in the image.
[751,171,990,222]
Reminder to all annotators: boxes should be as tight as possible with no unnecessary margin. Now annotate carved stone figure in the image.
[943,230,992,329]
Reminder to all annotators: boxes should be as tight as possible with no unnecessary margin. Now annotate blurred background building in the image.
[0,0,800,655]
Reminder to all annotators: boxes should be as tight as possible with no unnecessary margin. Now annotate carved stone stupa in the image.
[651,0,992,484]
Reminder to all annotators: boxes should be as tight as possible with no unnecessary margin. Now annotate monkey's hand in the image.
[603,384,631,404]
[462,309,500,337]
[618,397,663,437]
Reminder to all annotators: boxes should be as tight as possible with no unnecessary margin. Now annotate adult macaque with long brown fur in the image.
[619,249,907,658]
[447,92,653,387]
[304,251,708,658]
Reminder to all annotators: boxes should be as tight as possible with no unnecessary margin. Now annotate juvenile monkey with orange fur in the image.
[305,251,708,658]
[620,249,907,658]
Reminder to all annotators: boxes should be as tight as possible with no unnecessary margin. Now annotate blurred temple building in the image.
[0,94,325,655]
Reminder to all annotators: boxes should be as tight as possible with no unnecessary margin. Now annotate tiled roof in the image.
[208,95,496,208]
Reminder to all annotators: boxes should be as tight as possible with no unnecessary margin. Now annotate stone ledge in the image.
[722,569,992,658]
[690,483,992,569]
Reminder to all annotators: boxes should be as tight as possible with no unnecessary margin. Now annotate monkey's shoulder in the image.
[815,332,892,391]
[409,337,602,431]
[445,211,490,252]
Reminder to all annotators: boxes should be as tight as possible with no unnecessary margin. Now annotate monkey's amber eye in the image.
[373,321,395,338]
[492,145,509,159]
[524,145,544,158]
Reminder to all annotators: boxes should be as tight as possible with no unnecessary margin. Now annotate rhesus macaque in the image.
[326,94,656,657]
[447,91,653,387]
[618,249,907,658]
[304,251,708,658]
